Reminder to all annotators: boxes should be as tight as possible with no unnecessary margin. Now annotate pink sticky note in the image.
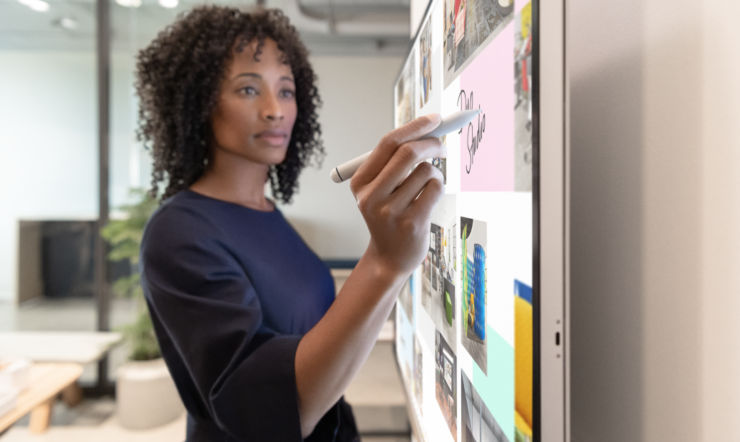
[459,24,515,192]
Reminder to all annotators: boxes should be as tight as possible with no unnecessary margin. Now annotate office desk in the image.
[0,363,83,434]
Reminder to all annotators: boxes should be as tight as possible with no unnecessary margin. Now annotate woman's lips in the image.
[255,129,288,146]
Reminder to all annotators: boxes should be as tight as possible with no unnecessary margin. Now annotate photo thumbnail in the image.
[515,279,533,442]
[443,0,514,87]
[413,334,424,411]
[419,14,433,107]
[432,135,448,185]
[460,216,488,374]
[399,275,414,321]
[396,50,416,128]
[514,2,533,191]
[422,195,458,348]
[435,330,458,441]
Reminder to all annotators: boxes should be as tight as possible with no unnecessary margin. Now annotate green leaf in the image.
[105,188,161,361]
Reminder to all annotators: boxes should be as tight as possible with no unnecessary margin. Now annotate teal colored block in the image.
[473,326,515,442]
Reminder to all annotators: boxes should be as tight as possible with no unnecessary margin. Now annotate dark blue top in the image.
[140,190,359,442]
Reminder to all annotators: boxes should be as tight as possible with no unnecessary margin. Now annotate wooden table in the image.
[0,332,123,364]
[0,363,83,434]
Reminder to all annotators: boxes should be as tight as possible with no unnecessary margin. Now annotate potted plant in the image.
[102,189,184,429]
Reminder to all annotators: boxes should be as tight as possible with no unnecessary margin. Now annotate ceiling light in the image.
[18,0,50,11]
[29,1,49,11]
[116,0,142,7]
[59,17,79,29]
[158,0,178,8]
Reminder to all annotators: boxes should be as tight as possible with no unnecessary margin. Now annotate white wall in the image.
[410,0,431,38]
[701,0,740,439]
[0,53,403,302]
[0,50,148,302]
[569,0,740,440]
[0,52,97,302]
[278,56,403,259]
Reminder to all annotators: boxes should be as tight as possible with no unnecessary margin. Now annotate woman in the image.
[137,6,444,441]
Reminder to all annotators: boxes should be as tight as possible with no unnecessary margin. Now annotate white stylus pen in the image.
[330,109,482,183]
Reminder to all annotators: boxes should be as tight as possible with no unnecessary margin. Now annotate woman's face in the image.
[210,37,297,167]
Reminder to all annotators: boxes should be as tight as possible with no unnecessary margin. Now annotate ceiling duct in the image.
[282,0,409,37]
[281,0,331,34]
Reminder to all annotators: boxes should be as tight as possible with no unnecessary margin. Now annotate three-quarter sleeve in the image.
[141,212,304,441]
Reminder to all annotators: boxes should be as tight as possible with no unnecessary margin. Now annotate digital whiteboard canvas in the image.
[393,0,569,441]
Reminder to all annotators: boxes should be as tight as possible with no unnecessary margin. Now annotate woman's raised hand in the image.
[350,114,446,279]
[294,114,446,436]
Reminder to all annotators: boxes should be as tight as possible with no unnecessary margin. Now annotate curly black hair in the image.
[135,6,323,203]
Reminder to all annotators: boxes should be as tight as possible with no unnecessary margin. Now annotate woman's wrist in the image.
[359,244,410,290]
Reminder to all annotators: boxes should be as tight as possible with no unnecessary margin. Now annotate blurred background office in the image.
[1,0,739,440]
[0,0,417,439]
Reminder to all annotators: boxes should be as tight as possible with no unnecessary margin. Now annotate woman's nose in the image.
[261,92,284,121]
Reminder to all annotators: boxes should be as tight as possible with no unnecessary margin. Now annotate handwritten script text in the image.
[457,89,486,174]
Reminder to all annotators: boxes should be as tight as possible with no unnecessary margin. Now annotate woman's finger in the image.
[350,114,441,190]
[371,137,445,197]
[388,161,444,210]
[405,173,444,222]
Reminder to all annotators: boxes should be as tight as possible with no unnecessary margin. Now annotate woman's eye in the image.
[241,86,257,95]
[280,89,295,99]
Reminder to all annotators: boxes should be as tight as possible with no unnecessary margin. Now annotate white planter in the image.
[116,358,185,429]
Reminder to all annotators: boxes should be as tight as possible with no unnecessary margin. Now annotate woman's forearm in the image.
[294,248,407,437]
[295,115,445,437]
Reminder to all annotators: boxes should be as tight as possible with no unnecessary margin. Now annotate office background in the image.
[0,0,738,440]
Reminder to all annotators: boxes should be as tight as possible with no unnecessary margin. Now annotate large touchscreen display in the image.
[394,1,535,441]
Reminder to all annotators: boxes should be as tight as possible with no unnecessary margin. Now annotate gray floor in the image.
[0,299,412,441]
